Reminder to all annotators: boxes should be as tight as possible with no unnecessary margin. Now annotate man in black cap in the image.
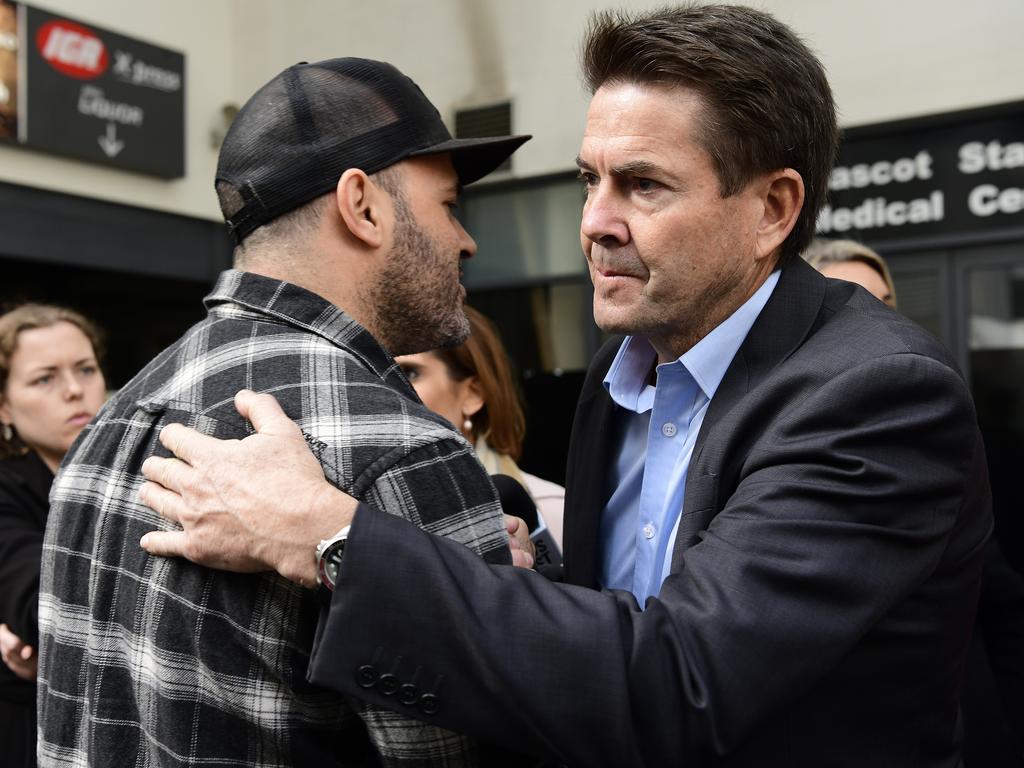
[36,58,528,767]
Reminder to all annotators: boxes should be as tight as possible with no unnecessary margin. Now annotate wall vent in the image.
[455,100,513,173]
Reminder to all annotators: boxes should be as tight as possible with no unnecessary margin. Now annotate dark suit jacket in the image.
[311,258,992,767]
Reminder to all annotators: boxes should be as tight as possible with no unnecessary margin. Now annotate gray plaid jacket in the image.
[37,270,511,767]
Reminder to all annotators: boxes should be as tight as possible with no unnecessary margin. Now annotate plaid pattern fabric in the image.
[37,270,510,767]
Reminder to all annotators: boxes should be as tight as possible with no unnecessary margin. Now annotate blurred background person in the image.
[803,237,896,308]
[396,305,564,552]
[805,237,1024,766]
[0,304,106,768]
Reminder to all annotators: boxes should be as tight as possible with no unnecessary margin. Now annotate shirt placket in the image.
[632,363,699,602]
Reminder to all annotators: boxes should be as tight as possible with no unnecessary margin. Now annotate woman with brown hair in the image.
[396,305,564,549]
[0,303,106,767]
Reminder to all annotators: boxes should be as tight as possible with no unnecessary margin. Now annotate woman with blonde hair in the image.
[802,237,897,308]
[396,305,565,549]
[0,303,106,767]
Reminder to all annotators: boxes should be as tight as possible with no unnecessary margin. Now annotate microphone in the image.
[490,474,538,531]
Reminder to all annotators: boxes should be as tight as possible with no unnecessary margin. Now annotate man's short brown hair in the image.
[582,4,838,265]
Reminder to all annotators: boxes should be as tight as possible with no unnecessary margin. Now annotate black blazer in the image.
[312,258,992,767]
[0,450,52,702]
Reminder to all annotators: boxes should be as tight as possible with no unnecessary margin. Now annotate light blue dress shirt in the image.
[598,271,781,605]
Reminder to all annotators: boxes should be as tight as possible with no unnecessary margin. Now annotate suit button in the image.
[419,693,440,715]
[355,665,378,688]
[377,673,400,696]
[398,683,419,706]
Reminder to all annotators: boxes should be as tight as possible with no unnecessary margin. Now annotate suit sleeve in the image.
[309,352,987,767]
[0,486,44,646]
[313,436,516,767]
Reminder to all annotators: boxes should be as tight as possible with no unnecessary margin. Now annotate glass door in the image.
[956,244,1024,574]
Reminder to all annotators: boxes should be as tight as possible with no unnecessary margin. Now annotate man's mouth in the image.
[595,264,640,281]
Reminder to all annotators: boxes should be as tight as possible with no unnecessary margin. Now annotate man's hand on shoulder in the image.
[139,389,356,587]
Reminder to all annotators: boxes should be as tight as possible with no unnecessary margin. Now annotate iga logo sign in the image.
[36,19,108,80]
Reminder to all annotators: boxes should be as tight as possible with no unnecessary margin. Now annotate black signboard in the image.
[0,1,184,178]
[819,102,1024,244]
[0,1,16,141]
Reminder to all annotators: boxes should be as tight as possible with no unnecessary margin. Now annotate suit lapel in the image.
[672,259,829,569]
[563,339,622,588]
[564,261,829,585]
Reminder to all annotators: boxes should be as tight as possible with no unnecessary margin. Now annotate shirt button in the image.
[661,422,677,437]
[642,523,656,539]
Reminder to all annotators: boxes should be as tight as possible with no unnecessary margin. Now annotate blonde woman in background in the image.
[0,304,106,768]
[396,305,565,550]
[803,237,897,308]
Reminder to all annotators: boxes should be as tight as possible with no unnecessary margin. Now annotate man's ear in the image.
[755,168,804,261]
[335,169,388,249]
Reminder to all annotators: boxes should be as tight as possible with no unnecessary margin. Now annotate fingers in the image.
[140,456,194,497]
[0,624,18,654]
[0,624,22,647]
[504,515,535,570]
[158,422,225,466]
[510,548,534,569]
[20,644,34,661]
[234,390,302,437]
[139,529,190,558]
[138,479,190,525]
[504,514,534,554]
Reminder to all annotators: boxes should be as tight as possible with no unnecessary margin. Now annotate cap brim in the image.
[408,135,531,186]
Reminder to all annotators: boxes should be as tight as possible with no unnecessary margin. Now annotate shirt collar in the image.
[204,269,414,396]
[603,270,780,411]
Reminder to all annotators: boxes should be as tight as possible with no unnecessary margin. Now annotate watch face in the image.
[317,526,350,590]
[319,538,346,589]
[324,547,343,587]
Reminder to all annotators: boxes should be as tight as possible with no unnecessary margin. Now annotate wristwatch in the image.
[315,525,351,591]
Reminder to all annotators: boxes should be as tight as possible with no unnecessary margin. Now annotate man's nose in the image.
[457,220,477,260]
[580,185,629,247]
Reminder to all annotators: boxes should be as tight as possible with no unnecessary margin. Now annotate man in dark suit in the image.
[137,5,992,766]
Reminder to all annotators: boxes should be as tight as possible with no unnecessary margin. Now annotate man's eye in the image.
[577,171,598,187]
[634,178,658,193]
[401,367,419,382]
[445,201,460,214]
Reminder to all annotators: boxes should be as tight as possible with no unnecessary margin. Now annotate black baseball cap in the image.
[216,57,531,243]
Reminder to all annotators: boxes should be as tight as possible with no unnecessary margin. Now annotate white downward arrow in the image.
[98,122,124,158]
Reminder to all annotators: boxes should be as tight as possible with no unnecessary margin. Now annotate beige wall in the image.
[1,0,1021,221]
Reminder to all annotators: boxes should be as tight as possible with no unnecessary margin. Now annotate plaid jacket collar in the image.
[205,269,416,399]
